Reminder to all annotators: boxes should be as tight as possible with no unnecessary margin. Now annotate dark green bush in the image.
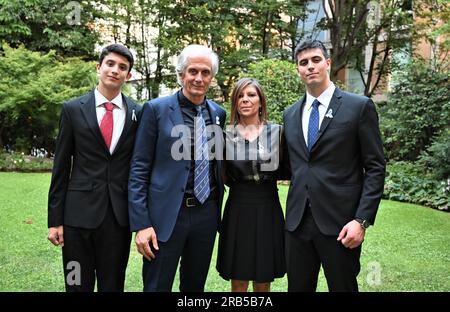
[238,58,305,124]
[384,161,449,211]
[0,44,96,155]
[418,128,450,181]
[380,60,449,161]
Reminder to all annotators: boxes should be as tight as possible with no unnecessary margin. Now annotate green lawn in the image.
[0,172,449,292]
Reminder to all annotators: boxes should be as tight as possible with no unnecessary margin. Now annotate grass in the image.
[0,172,449,292]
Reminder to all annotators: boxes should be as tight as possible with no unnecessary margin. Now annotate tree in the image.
[244,0,307,59]
[413,0,450,69]
[314,0,412,96]
[97,0,307,101]
[161,0,307,101]
[355,1,413,97]
[238,59,305,124]
[0,0,100,58]
[317,0,372,81]
[380,59,450,161]
[0,45,96,153]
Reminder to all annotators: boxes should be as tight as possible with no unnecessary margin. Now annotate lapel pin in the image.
[132,109,137,122]
[257,141,265,155]
[216,116,220,125]
[325,109,333,119]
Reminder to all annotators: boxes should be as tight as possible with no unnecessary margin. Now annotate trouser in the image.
[62,207,131,292]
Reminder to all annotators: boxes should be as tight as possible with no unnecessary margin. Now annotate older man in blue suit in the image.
[128,45,226,292]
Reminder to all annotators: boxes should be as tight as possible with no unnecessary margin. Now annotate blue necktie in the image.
[194,106,210,204]
[307,99,320,151]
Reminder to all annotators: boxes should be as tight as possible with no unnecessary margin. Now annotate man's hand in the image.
[135,227,159,261]
[48,226,64,247]
[337,220,365,249]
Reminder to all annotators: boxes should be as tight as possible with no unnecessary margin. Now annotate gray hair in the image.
[175,44,219,86]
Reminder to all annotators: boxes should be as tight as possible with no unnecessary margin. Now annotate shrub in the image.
[237,58,305,124]
[0,152,53,172]
[380,60,450,161]
[0,44,97,155]
[384,161,449,211]
[418,128,450,181]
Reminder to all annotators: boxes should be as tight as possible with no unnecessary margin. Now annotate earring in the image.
[259,107,262,116]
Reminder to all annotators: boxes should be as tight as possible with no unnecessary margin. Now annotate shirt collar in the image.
[95,88,124,109]
[305,82,336,111]
[178,89,206,109]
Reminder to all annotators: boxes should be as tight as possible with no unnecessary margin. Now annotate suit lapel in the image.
[295,96,309,155]
[205,100,223,183]
[206,99,221,127]
[313,88,343,149]
[168,94,190,148]
[80,91,110,153]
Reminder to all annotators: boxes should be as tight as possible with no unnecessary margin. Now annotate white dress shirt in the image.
[302,83,336,146]
[95,88,126,154]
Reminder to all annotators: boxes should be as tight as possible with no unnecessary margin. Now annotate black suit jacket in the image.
[48,90,142,229]
[283,88,385,235]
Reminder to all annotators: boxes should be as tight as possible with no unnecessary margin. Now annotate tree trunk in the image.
[0,126,4,151]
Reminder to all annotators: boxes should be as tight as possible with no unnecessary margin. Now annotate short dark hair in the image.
[294,39,329,63]
[98,44,134,72]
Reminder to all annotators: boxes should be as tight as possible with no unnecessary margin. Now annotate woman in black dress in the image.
[216,78,286,292]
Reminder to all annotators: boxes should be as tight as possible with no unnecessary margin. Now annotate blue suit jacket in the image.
[128,93,226,242]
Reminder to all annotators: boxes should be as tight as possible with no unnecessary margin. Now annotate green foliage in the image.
[384,161,450,211]
[238,58,304,124]
[414,0,450,54]
[418,128,450,181]
[0,0,100,58]
[0,152,53,172]
[380,59,450,161]
[100,0,306,101]
[0,44,96,154]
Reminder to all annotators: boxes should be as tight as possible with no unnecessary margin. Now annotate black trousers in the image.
[62,207,131,292]
[142,198,218,292]
[285,205,361,292]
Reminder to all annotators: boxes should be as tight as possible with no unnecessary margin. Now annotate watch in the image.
[355,218,371,230]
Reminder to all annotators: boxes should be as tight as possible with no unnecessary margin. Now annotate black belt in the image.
[183,191,217,207]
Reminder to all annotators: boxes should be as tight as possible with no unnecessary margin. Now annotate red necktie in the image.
[100,102,114,149]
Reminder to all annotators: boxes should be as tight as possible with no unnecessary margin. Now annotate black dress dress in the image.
[216,123,286,283]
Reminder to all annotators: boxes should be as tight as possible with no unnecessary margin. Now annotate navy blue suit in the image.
[128,93,226,291]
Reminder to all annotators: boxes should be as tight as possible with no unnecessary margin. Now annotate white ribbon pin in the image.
[325,109,333,119]
[216,116,220,125]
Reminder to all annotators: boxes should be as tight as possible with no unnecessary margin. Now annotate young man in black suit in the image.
[283,40,386,291]
[47,44,141,291]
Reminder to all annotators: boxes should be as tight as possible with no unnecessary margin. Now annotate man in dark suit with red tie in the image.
[47,44,141,291]
[283,40,386,291]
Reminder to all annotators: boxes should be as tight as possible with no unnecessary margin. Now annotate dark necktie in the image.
[100,102,114,149]
[194,106,210,204]
[307,99,320,151]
